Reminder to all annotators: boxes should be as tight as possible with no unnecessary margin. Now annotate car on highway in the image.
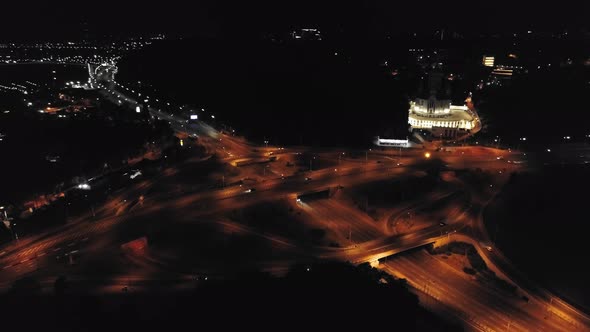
[305,177,312,181]
[245,188,256,193]
[439,221,447,227]
[129,169,142,179]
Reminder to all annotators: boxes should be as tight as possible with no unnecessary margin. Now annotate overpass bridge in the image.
[318,224,460,265]
[344,230,590,329]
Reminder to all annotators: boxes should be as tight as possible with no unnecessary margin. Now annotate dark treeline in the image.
[2,261,463,331]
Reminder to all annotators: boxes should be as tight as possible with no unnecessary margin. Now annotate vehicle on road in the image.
[480,242,493,252]
[129,169,142,179]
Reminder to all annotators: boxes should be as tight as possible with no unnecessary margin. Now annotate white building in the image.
[407,71,480,139]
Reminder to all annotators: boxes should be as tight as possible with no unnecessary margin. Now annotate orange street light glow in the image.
[425,152,431,158]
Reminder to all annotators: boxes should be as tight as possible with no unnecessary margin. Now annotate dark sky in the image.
[2,1,589,40]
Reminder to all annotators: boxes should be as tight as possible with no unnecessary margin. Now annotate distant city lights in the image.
[77,183,91,190]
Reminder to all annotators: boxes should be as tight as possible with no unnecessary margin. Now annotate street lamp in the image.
[517,137,526,151]
[494,136,501,149]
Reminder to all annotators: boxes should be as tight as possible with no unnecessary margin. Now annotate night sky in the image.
[3,1,589,40]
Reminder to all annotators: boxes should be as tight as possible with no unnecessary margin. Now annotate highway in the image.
[1,69,589,331]
[3,114,587,330]
[383,250,580,331]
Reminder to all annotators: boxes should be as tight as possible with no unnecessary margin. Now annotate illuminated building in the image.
[482,56,495,67]
[407,71,480,139]
[491,67,513,77]
[291,28,322,41]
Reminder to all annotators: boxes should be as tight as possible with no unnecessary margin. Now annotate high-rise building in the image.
[482,56,495,67]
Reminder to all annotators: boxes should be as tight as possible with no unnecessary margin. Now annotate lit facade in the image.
[482,56,495,67]
[408,96,478,138]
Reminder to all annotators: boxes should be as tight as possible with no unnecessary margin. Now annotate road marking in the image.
[0,251,5,256]
[67,242,76,247]
[53,248,61,252]
[20,258,29,263]
[3,265,12,269]
[37,252,45,257]
[81,237,89,242]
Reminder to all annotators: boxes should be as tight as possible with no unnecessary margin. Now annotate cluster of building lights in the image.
[0,39,156,51]
[482,56,495,67]
[0,83,31,95]
[0,37,159,65]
